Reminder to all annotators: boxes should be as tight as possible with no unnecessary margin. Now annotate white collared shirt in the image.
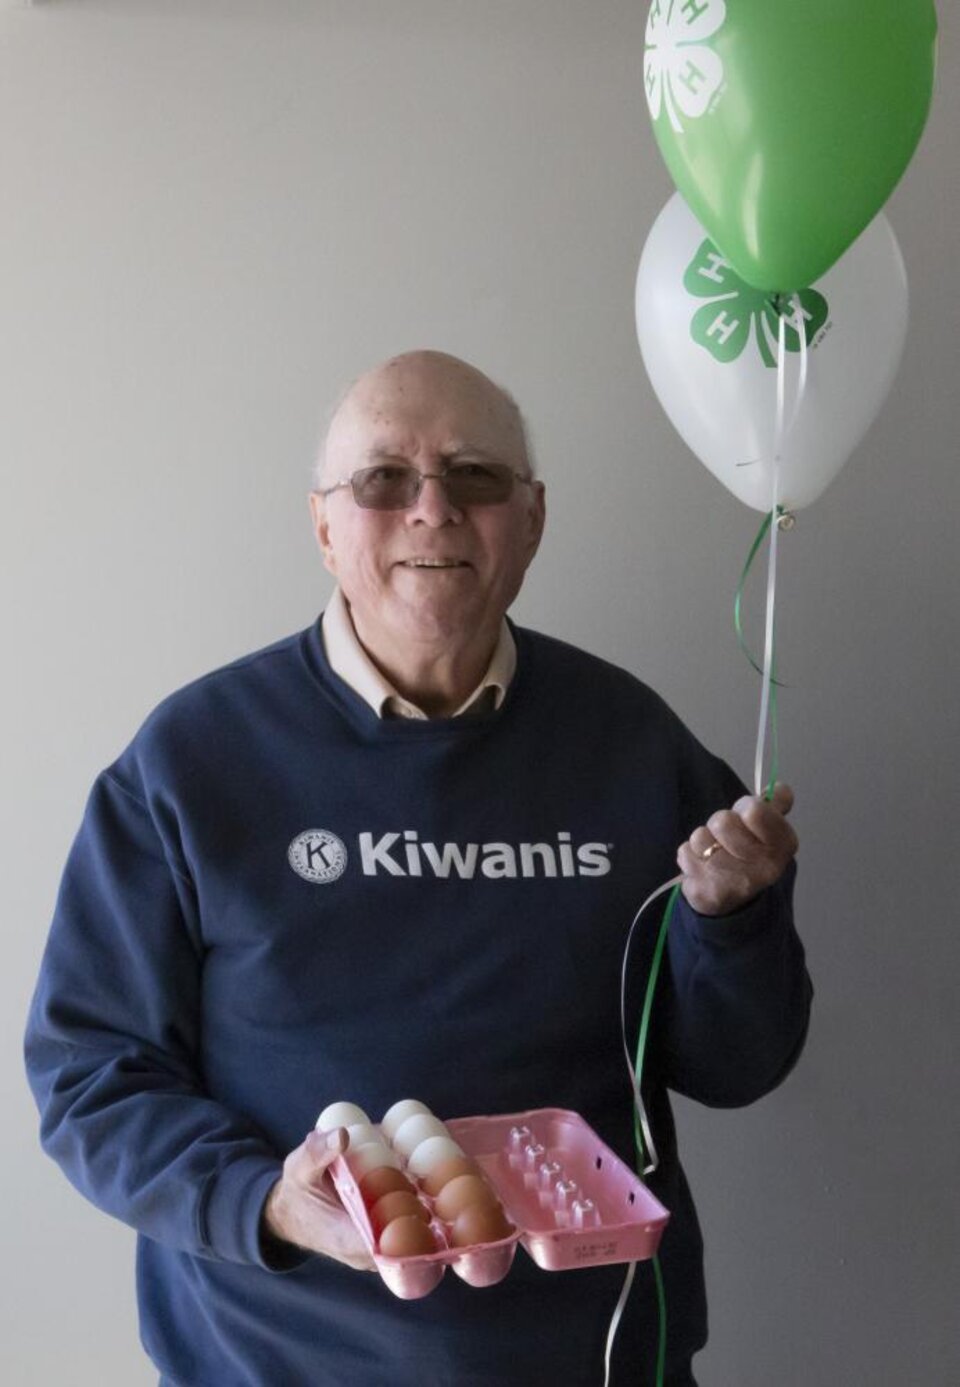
[321,586,516,719]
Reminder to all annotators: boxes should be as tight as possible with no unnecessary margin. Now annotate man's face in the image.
[310,354,545,662]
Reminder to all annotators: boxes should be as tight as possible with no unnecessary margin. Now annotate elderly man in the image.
[26,351,810,1386]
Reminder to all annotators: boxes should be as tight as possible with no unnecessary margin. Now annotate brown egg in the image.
[359,1165,415,1208]
[450,1202,515,1249]
[434,1174,498,1223]
[419,1154,482,1198]
[378,1214,439,1258]
[369,1191,430,1238]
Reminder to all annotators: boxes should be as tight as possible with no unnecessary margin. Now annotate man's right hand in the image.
[261,1128,376,1271]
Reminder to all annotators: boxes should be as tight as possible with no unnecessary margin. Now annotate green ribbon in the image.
[626,502,788,1381]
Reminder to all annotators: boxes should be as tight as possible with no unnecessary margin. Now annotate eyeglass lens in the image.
[352,462,517,510]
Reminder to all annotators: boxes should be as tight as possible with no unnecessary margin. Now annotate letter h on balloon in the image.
[696,252,730,285]
[772,296,815,336]
[645,64,659,104]
[676,59,708,98]
[705,311,741,348]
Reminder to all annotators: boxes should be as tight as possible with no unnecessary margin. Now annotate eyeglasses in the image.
[318,460,535,511]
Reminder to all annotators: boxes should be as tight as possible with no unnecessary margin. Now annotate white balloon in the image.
[635,193,909,512]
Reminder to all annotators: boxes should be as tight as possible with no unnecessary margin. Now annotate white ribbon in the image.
[603,1259,638,1387]
[753,294,808,798]
[606,294,811,1385]
[619,874,684,1178]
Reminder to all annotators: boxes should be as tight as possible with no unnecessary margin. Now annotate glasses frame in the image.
[317,460,536,511]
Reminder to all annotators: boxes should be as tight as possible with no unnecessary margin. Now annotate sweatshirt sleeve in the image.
[658,863,812,1106]
[652,719,813,1108]
[24,767,292,1268]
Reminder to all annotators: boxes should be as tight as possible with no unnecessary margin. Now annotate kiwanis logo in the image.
[287,829,348,884]
[287,829,612,882]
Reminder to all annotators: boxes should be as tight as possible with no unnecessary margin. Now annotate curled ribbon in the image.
[606,295,810,1386]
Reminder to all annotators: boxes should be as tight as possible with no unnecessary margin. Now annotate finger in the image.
[729,795,799,855]
[677,840,709,877]
[705,808,765,862]
[677,841,753,915]
[688,826,720,860]
[677,839,735,878]
[287,1128,347,1190]
[734,783,794,823]
[306,1127,348,1182]
[309,1126,348,1163]
[733,782,794,819]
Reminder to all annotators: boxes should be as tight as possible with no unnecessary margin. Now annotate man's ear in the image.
[525,481,546,562]
[308,492,338,576]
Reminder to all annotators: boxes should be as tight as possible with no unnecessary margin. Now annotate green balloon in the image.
[643,0,938,291]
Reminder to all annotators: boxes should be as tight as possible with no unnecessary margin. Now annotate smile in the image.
[399,559,470,568]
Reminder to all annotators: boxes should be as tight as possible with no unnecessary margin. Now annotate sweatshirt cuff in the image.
[202,1154,308,1271]
[676,864,794,949]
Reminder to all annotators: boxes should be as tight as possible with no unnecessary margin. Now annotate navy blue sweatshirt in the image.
[25,620,811,1386]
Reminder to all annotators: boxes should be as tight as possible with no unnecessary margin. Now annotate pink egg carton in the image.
[330,1106,670,1300]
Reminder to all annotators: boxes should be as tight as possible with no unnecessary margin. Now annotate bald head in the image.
[315,351,533,489]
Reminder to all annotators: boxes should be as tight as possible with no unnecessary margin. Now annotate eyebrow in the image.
[363,445,506,465]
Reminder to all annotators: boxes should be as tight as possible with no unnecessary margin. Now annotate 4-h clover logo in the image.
[644,0,727,133]
[684,240,829,368]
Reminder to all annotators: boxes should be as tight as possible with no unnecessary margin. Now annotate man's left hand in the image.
[677,782,798,917]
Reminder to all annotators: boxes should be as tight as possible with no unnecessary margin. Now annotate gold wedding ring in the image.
[700,842,722,861]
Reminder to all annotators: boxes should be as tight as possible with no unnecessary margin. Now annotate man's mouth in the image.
[398,559,471,569]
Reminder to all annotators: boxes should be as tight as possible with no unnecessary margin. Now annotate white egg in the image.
[380,1098,435,1142]
[392,1114,449,1159]
[315,1101,370,1131]
[345,1141,402,1178]
[345,1122,380,1148]
[407,1135,466,1179]
[380,1099,433,1143]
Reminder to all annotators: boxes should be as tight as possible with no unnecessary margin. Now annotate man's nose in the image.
[407,474,463,525]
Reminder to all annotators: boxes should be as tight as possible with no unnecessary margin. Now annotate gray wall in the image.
[4,3,957,1383]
